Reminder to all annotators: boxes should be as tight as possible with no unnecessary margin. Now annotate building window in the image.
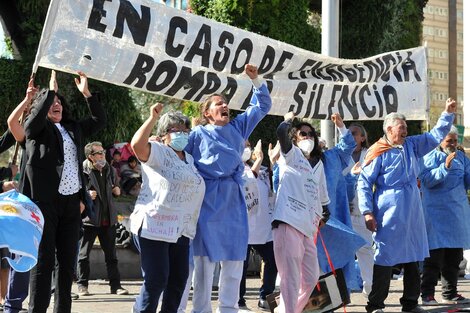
[437,28,447,37]
[438,50,448,58]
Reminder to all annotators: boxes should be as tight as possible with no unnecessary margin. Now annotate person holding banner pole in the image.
[130,104,205,313]
[22,70,105,313]
[186,64,272,313]
[357,98,456,313]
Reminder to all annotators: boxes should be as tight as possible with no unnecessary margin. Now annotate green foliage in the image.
[0,0,143,147]
[190,0,321,51]
[340,0,428,59]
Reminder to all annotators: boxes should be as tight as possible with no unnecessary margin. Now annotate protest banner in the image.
[33,0,429,120]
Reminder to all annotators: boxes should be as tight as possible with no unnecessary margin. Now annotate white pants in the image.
[273,224,319,313]
[192,256,243,313]
[351,214,374,296]
[178,262,195,313]
[463,250,470,277]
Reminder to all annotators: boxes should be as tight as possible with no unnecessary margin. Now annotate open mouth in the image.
[221,112,229,117]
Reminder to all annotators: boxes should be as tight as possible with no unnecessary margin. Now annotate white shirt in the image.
[272,146,330,238]
[243,166,274,244]
[130,142,205,242]
[56,123,81,195]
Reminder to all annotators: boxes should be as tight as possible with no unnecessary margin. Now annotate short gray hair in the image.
[383,112,406,134]
[84,141,103,157]
[448,125,459,136]
[155,111,191,137]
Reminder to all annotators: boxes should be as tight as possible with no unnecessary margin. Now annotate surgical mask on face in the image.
[169,132,189,151]
[297,139,315,155]
[94,159,107,170]
[242,147,252,162]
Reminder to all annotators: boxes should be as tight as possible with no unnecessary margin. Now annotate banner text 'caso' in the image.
[34,0,428,120]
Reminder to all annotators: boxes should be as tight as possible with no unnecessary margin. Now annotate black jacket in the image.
[22,90,106,211]
[82,159,118,227]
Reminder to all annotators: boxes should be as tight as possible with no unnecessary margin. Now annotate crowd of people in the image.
[0,63,468,313]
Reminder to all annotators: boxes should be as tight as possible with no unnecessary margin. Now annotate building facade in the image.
[422,0,464,132]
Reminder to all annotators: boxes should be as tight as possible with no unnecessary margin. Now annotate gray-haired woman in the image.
[130,104,205,313]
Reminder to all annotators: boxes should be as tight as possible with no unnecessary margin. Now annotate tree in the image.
[0,0,142,147]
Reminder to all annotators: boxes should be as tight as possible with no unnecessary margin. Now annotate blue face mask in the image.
[169,132,189,151]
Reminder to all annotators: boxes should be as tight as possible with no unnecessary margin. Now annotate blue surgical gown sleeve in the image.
[419,153,449,188]
[357,156,382,215]
[464,153,470,190]
[231,84,272,140]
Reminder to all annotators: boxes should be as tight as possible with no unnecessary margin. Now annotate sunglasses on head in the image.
[91,150,105,155]
[299,131,315,137]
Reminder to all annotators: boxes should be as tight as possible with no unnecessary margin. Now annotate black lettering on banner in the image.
[336,85,359,120]
[288,59,315,80]
[112,0,150,47]
[123,53,155,87]
[359,85,376,118]
[258,45,276,75]
[401,51,421,82]
[166,16,187,58]
[184,24,211,67]
[372,85,384,117]
[393,52,403,82]
[240,80,273,109]
[88,0,111,33]
[213,31,234,71]
[383,85,398,114]
[337,65,357,83]
[165,66,205,97]
[325,64,343,82]
[303,84,325,119]
[354,64,366,83]
[328,84,342,118]
[290,82,307,115]
[195,72,222,101]
[264,51,294,79]
[230,38,253,74]
[310,85,327,119]
[146,60,177,92]
[380,53,396,82]
[363,60,380,83]
[374,57,387,83]
[220,77,238,102]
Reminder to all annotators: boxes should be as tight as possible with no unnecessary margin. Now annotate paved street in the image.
[29,276,470,313]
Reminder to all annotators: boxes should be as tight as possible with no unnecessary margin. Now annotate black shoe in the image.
[258,299,270,311]
[71,292,79,300]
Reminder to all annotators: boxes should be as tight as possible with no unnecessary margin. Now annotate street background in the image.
[29,276,470,313]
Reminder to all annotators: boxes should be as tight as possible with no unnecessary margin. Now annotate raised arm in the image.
[8,77,38,142]
[131,103,163,162]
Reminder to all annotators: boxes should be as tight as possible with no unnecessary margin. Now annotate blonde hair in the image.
[199,93,228,125]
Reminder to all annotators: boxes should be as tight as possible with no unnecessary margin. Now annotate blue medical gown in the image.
[323,131,356,226]
[419,149,470,250]
[321,131,358,289]
[185,84,272,262]
[357,112,454,266]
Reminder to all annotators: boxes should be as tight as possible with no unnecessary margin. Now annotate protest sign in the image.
[34,0,428,120]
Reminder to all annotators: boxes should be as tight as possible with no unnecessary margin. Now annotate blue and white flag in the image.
[0,190,44,272]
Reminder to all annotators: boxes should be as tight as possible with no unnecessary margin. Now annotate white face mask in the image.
[241,147,252,162]
[297,139,315,155]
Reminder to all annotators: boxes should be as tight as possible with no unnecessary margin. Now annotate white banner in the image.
[34,0,429,120]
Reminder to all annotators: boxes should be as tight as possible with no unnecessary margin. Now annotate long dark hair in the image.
[289,121,323,163]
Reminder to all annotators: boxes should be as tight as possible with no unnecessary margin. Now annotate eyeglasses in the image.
[166,128,190,135]
[298,131,315,137]
[91,150,105,155]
